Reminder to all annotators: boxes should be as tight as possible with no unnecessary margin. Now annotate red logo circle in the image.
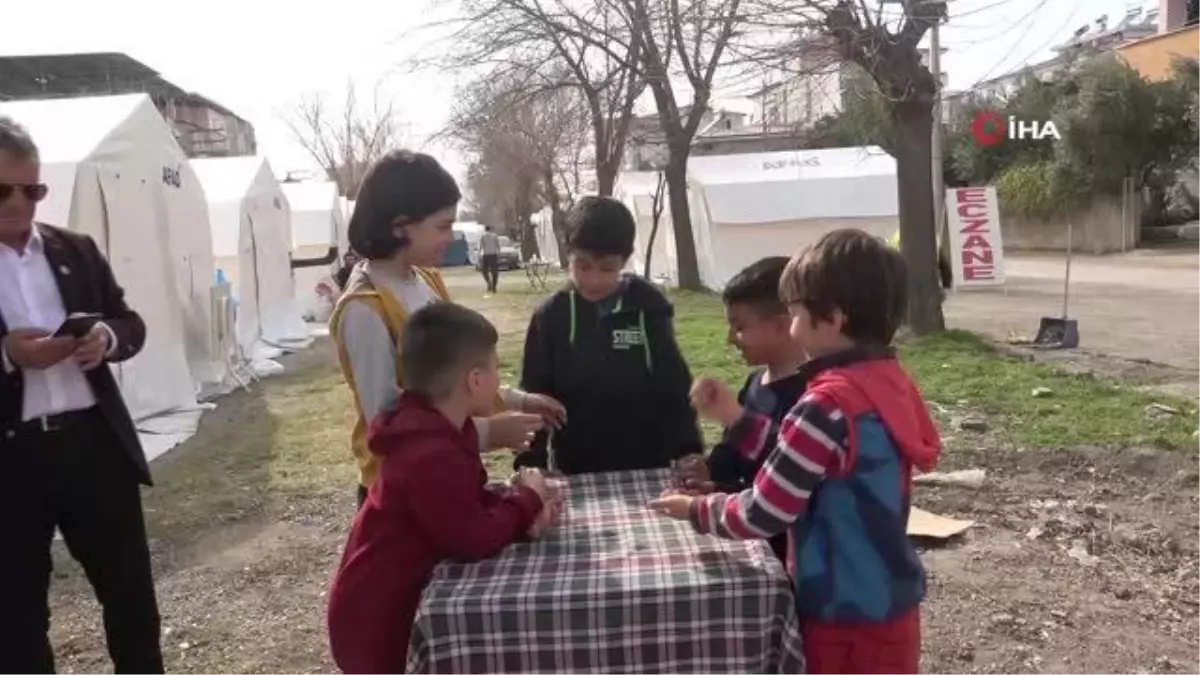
[971,111,1006,146]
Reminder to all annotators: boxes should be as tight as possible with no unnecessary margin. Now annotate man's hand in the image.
[690,377,743,426]
[522,393,566,429]
[2,328,79,370]
[648,492,696,521]
[72,323,111,371]
[489,411,545,450]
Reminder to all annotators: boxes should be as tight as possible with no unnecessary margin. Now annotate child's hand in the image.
[671,454,715,494]
[526,497,560,539]
[690,377,742,426]
[522,393,566,429]
[489,412,545,450]
[514,467,548,500]
[648,492,695,521]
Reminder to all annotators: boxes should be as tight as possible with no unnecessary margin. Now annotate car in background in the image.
[475,235,522,271]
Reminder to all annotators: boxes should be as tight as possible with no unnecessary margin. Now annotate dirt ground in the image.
[41,266,1200,674]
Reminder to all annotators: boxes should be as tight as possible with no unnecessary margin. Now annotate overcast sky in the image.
[4,0,1140,184]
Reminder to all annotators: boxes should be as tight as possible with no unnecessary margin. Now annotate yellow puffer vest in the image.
[329,267,456,488]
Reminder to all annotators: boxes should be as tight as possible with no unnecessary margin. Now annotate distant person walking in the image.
[479,225,500,293]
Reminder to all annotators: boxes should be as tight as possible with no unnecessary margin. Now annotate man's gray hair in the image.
[0,115,39,160]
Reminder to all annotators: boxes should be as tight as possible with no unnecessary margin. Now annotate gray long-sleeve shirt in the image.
[338,263,526,450]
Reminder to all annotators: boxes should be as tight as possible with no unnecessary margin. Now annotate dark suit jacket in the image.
[0,224,151,484]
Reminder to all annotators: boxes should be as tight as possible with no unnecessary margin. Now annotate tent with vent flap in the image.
[0,94,223,430]
[190,156,311,357]
[620,146,900,290]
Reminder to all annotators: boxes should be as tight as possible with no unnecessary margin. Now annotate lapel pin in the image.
[59,265,71,276]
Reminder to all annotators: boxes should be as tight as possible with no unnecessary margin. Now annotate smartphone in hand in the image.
[53,313,102,338]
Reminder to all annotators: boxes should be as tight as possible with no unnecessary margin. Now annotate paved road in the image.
[945,248,1199,371]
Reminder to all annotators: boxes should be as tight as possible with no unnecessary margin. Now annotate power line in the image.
[960,0,1080,93]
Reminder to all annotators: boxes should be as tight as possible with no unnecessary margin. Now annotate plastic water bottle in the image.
[215,268,227,286]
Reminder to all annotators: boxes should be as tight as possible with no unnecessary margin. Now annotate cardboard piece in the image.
[914,469,987,489]
[908,507,975,539]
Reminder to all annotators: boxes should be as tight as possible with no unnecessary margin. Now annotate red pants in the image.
[802,608,921,674]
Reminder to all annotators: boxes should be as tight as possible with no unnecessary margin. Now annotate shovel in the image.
[1033,222,1080,349]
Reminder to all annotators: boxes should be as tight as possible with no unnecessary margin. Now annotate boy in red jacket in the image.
[652,229,940,674]
[327,302,554,674]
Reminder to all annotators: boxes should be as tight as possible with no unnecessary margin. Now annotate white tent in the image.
[337,195,353,255]
[282,180,344,258]
[531,208,560,265]
[621,146,899,289]
[616,171,676,282]
[0,94,222,426]
[190,156,310,356]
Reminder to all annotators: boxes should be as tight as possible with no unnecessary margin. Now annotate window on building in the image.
[1188,0,1198,25]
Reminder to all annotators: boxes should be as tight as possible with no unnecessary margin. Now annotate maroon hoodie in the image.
[327,392,543,674]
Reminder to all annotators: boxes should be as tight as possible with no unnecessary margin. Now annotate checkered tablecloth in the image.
[406,469,804,673]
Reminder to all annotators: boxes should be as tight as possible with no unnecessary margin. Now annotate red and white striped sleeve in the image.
[689,391,848,539]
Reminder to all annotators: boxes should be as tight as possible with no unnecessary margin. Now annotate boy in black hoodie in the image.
[515,196,703,475]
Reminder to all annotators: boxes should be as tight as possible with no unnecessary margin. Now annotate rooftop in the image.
[0,52,248,122]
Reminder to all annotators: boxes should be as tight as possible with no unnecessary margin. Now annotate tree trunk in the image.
[664,147,702,289]
[643,171,667,278]
[514,180,538,260]
[543,171,570,268]
[551,210,569,268]
[891,100,946,334]
[595,159,617,197]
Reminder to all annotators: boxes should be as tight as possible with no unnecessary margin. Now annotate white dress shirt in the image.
[0,228,113,421]
[480,231,500,255]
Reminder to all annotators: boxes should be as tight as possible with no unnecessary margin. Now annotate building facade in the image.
[623,105,806,171]
[955,7,1161,102]
[0,52,256,158]
[1116,0,1199,81]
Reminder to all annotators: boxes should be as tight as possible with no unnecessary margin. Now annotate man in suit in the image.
[0,116,163,672]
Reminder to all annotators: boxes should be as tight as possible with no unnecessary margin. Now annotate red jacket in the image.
[327,392,543,674]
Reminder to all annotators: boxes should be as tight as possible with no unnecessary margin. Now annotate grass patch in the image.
[159,273,1191,523]
[469,281,1196,453]
[898,330,1197,450]
[142,355,356,543]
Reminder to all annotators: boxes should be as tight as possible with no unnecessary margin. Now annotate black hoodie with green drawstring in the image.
[515,275,703,475]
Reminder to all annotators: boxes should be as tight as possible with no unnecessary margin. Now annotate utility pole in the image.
[929,14,947,278]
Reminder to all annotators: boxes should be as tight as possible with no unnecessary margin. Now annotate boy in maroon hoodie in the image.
[327,302,553,674]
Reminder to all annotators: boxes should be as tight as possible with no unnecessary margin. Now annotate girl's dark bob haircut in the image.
[348,150,461,260]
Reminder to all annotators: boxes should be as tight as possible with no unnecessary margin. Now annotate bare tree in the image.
[283,81,406,198]
[450,72,591,260]
[424,0,645,196]
[739,0,946,333]
[619,0,745,290]
[643,170,668,278]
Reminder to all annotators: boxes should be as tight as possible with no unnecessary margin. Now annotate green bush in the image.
[996,162,1056,219]
[996,161,1088,219]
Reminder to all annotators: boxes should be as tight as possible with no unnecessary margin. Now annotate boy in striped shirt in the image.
[651,229,941,674]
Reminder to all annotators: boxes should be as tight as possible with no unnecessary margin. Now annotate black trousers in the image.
[480,254,500,292]
[0,409,163,674]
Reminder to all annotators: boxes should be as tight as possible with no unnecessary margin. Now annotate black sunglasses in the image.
[0,182,48,203]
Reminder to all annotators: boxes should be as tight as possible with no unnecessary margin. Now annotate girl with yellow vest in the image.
[331,151,565,506]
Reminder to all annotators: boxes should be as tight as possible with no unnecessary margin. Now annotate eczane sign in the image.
[946,186,1005,288]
